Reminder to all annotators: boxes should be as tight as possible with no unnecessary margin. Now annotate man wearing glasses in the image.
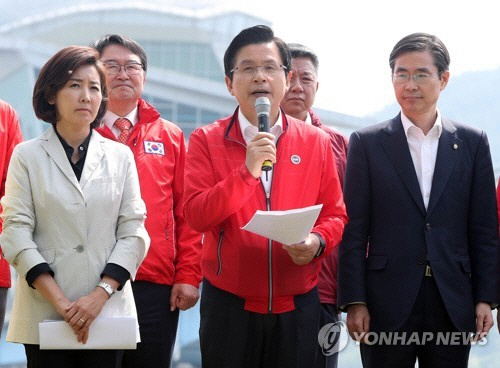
[338,33,499,367]
[183,25,347,368]
[92,35,202,368]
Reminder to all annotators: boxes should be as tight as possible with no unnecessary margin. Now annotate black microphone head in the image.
[255,97,271,117]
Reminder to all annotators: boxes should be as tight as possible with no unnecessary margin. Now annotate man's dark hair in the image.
[389,32,450,75]
[288,43,319,72]
[92,34,148,72]
[33,46,108,129]
[223,25,291,79]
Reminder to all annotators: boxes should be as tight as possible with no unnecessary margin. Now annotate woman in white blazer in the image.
[0,46,149,368]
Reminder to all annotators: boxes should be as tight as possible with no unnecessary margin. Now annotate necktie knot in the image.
[114,118,132,144]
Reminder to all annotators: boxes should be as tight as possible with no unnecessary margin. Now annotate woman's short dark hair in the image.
[389,33,450,75]
[224,25,291,80]
[33,46,108,129]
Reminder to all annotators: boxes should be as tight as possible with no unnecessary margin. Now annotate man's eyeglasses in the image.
[230,63,287,77]
[102,62,143,75]
[392,72,437,85]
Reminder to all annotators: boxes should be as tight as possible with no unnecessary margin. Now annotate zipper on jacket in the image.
[216,228,225,275]
[265,190,273,313]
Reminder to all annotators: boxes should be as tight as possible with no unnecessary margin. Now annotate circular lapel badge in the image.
[291,154,301,164]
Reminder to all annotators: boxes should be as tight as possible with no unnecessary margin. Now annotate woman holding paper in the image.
[0,46,149,367]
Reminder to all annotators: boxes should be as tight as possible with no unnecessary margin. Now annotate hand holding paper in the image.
[282,233,321,265]
[241,204,323,245]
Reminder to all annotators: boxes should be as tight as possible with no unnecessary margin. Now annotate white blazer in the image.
[0,126,150,344]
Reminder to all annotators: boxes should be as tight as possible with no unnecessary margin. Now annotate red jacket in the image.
[310,109,349,306]
[184,109,347,314]
[497,178,500,236]
[97,99,201,287]
[0,100,23,288]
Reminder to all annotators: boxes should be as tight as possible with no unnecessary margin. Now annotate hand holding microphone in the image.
[245,97,276,179]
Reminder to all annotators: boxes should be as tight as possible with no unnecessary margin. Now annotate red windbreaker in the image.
[184,109,347,314]
[0,100,24,288]
[309,109,349,306]
[97,99,201,287]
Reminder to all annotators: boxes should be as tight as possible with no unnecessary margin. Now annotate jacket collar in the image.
[40,125,107,194]
[225,106,290,144]
[381,114,460,216]
[136,98,160,125]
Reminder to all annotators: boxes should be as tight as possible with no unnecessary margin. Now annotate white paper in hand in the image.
[241,204,323,245]
[39,317,137,350]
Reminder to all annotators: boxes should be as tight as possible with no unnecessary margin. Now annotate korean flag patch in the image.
[144,141,165,155]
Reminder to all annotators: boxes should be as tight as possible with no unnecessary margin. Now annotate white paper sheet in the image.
[39,317,137,350]
[241,204,323,245]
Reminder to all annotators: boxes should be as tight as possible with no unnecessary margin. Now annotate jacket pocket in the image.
[40,248,56,264]
[366,255,387,270]
[216,228,224,276]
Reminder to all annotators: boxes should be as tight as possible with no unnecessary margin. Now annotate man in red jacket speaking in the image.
[184,25,347,368]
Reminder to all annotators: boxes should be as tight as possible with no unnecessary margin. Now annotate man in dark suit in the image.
[338,33,499,368]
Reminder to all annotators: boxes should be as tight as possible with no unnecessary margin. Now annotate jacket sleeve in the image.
[497,178,500,237]
[0,103,23,287]
[183,128,260,233]
[106,148,150,279]
[310,135,348,258]
[337,132,372,309]
[467,131,499,304]
[0,146,47,277]
[170,131,202,287]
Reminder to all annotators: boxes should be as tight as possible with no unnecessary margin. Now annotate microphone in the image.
[255,97,273,173]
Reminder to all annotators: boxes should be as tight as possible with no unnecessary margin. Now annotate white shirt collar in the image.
[103,106,139,131]
[238,108,283,144]
[304,112,313,125]
[401,110,442,138]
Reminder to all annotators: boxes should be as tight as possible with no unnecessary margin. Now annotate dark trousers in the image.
[200,279,320,368]
[0,287,7,337]
[360,275,471,368]
[24,344,123,368]
[122,281,179,368]
[316,303,339,368]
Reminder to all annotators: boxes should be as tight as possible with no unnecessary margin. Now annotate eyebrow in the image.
[395,67,432,73]
[67,78,100,85]
[101,59,141,64]
[238,58,280,65]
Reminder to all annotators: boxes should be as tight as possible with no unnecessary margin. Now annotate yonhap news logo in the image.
[317,321,349,356]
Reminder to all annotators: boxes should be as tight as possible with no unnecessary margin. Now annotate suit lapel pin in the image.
[452,143,458,150]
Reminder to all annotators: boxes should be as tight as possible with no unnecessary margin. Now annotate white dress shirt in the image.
[238,109,283,194]
[401,111,442,209]
[102,107,139,139]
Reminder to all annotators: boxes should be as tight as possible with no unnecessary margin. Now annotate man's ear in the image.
[440,70,450,91]
[225,75,235,96]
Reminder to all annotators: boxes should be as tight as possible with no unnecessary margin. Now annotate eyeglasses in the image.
[102,62,143,75]
[230,63,287,77]
[392,72,437,85]
[290,73,317,85]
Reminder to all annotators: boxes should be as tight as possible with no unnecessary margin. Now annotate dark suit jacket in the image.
[338,114,499,333]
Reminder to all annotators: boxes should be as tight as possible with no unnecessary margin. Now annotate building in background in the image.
[0,0,365,142]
